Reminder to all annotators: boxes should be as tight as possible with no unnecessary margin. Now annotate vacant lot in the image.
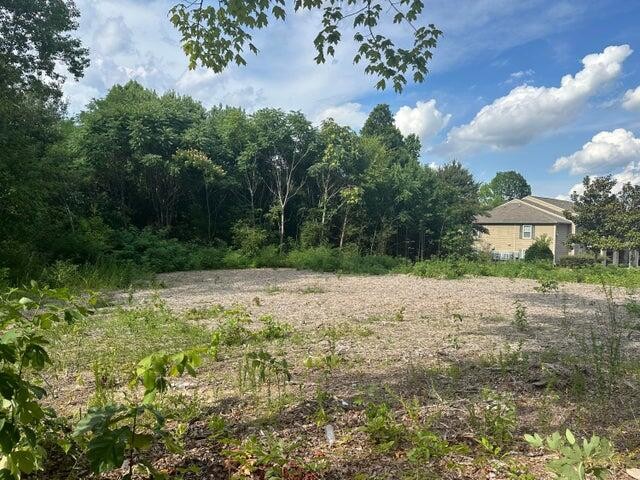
[48,269,640,479]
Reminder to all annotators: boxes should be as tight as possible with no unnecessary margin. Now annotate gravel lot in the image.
[141,268,639,362]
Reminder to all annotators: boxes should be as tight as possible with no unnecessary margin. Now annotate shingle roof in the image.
[525,196,574,211]
[475,199,573,225]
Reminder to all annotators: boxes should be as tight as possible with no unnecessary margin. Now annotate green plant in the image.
[73,349,202,478]
[239,350,291,401]
[214,306,254,346]
[557,254,601,268]
[534,278,559,294]
[363,403,405,452]
[512,300,528,332]
[0,283,88,479]
[222,434,324,480]
[468,389,517,454]
[582,285,627,393]
[524,235,554,262]
[406,428,458,464]
[256,315,293,341]
[525,429,615,479]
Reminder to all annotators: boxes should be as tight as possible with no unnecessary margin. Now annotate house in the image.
[474,196,578,262]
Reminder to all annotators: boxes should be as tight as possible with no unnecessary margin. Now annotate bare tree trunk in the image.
[279,207,285,251]
[339,209,348,250]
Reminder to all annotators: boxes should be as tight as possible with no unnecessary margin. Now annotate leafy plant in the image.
[512,300,528,332]
[256,315,293,341]
[73,349,202,478]
[222,434,324,480]
[534,278,559,294]
[239,350,291,401]
[468,389,517,455]
[525,429,615,479]
[524,235,554,262]
[0,283,88,479]
[363,403,405,453]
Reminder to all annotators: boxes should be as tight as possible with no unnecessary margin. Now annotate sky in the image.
[62,0,640,199]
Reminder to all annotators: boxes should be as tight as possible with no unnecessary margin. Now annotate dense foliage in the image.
[479,171,532,208]
[1,80,486,281]
[567,176,640,258]
[524,236,554,262]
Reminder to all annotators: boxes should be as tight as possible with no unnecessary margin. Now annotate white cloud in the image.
[313,103,369,130]
[622,86,640,111]
[552,129,640,175]
[504,69,534,84]
[93,16,134,55]
[441,45,633,155]
[566,162,640,197]
[394,100,451,144]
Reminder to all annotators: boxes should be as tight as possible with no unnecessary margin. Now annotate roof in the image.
[475,198,573,225]
[524,196,574,212]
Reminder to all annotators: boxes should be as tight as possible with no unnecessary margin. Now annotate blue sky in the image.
[63,0,640,198]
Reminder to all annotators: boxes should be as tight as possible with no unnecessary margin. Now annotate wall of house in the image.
[554,223,572,259]
[475,224,556,258]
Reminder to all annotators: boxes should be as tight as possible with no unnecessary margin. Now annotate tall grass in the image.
[411,259,640,287]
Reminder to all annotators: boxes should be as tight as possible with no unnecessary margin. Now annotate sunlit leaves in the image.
[169,0,440,92]
[0,284,88,479]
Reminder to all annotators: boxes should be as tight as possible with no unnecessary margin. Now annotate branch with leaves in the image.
[169,0,441,92]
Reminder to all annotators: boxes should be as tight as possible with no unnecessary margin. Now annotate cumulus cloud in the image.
[552,129,640,175]
[441,45,633,155]
[394,100,451,144]
[622,86,640,111]
[566,162,640,197]
[313,103,369,130]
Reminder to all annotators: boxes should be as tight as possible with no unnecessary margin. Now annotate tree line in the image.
[1,79,487,278]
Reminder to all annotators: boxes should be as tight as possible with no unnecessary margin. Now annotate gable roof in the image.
[475,198,573,225]
[522,196,574,212]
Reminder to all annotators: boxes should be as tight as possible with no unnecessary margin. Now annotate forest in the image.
[1,80,484,283]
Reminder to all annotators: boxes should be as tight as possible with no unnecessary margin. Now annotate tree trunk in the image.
[279,206,285,251]
[339,209,348,250]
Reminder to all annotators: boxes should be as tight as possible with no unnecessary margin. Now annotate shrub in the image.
[558,253,600,268]
[524,235,554,262]
[231,221,268,257]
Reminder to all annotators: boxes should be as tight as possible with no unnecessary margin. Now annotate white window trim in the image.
[522,224,533,239]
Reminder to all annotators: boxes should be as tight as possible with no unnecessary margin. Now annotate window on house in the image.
[521,224,533,239]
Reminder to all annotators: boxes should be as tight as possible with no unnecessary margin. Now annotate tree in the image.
[434,161,483,257]
[0,0,89,275]
[309,120,363,240]
[0,0,88,97]
[169,1,441,93]
[480,171,531,208]
[361,104,405,151]
[254,110,317,249]
[566,176,622,259]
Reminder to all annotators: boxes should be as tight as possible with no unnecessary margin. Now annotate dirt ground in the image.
[142,268,638,360]
[53,269,640,479]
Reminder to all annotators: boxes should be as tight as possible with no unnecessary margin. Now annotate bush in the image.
[558,253,600,268]
[524,236,554,262]
[231,221,268,257]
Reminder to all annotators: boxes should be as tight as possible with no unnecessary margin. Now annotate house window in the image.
[521,224,533,239]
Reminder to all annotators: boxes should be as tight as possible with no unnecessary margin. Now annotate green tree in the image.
[566,176,622,259]
[0,0,88,97]
[480,171,531,208]
[0,0,89,278]
[361,104,405,151]
[309,120,363,241]
[169,0,441,93]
